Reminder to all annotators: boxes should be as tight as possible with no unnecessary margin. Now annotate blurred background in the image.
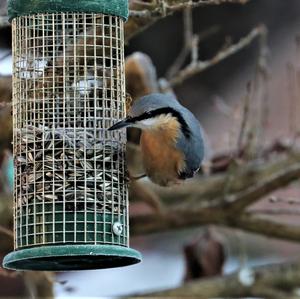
[1,0,300,298]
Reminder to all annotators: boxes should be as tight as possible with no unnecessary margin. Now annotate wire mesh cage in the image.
[3,0,141,271]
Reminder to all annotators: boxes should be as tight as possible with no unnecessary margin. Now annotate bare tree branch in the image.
[131,207,300,243]
[126,0,251,41]
[129,0,250,18]
[231,214,300,242]
[0,0,253,33]
[127,259,300,298]
[167,25,266,87]
[130,149,300,241]
[146,147,300,207]
[225,162,300,213]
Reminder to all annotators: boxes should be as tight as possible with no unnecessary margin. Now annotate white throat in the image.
[135,113,176,130]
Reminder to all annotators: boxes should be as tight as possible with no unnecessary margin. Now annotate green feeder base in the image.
[3,244,142,271]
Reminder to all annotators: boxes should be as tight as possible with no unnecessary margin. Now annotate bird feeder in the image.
[3,0,141,271]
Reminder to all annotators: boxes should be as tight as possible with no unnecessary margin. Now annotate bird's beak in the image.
[108,117,132,131]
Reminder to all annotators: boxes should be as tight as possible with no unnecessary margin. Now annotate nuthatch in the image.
[108,93,204,186]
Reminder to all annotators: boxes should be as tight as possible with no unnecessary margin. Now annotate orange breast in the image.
[140,130,186,186]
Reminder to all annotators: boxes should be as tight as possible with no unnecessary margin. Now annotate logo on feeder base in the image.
[113,222,123,236]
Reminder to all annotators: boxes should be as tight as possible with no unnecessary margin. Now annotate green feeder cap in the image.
[8,0,129,21]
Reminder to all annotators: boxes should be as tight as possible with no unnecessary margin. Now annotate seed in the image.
[15,125,127,213]
[44,194,58,200]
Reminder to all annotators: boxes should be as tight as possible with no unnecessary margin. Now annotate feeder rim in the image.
[3,244,142,271]
[8,0,129,21]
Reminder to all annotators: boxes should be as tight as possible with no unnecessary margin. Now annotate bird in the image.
[108,93,205,187]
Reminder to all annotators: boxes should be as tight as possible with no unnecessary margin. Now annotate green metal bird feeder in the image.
[3,0,141,271]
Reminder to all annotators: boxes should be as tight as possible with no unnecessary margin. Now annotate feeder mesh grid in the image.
[12,13,128,249]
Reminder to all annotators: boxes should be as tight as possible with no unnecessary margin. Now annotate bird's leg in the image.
[126,168,147,181]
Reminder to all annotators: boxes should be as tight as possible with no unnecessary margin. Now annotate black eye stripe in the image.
[130,107,191,138]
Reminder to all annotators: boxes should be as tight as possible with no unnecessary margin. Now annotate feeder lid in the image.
[8,0,129,21]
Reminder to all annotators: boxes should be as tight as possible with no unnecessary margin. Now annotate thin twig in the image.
[0,225,13,238]
[126,0,251,41]
[130,0,156,8]
[167,0,250,11]
[248,25,269,156]
[165,7,193,78]
[287,63,297,136]
[166,25,219,79]
[130,0,250,18]
[257,25,270,131]
[251,208,300,216]
[237,82,252,151]
[167,25,265,87]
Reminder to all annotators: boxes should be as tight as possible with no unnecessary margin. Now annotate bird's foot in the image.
[131,173,148,180]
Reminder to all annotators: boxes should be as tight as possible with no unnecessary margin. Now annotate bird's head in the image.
[108,93,191,138]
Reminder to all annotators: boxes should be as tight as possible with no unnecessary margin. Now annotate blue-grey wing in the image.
[176,108,205,178]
